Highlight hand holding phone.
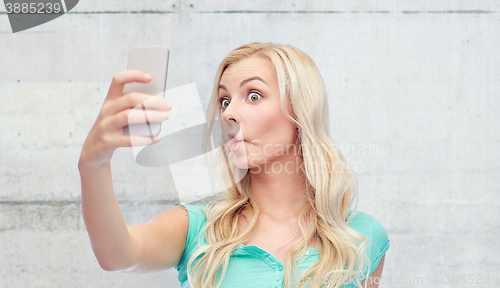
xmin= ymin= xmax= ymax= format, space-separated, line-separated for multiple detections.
xmin=79 ymin=47 xmax=171 ymax=168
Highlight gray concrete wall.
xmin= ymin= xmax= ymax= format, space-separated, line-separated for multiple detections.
xmin=1 ymin=1 xmax=499 ymax=287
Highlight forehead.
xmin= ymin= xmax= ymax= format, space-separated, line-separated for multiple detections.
xmin=220 ymin=55 xmax=276 ymax=83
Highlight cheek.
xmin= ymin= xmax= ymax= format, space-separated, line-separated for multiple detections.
xmin=247 ymin=113 xmax=295 ymax=144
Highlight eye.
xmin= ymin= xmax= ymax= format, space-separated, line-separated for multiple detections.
xmin=220 ymin=98 xmax=230 ymax=108
xmin=248 ymin=91 xmax=262 ymax=102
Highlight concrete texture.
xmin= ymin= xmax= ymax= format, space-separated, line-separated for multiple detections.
xmin=1 ymin=1 xmax=500 ymax=287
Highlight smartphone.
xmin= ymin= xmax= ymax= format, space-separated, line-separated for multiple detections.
xmin=122 ymin=46 xmax=170 ymax=137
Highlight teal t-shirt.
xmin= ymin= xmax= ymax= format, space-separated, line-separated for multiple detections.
xmin=174 ymin=203 xmax=390 ymax=288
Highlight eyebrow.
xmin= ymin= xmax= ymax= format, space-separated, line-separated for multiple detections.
xmin=219 ymin=76 xmax=268 ymax=91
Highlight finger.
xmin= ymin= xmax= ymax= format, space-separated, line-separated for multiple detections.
xmin=106 ymin=134 xmax=163 ymax=148
xmin=106 ymin=92 xmax=172 ymax=117
xmin=106 ymin=70 xmax=152 ymax=101
xmin=104 ymin=109 xmax=170 ymax=132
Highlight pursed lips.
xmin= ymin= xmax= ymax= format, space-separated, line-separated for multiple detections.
xmin=227 ymin=132 xmax=243 ymax=143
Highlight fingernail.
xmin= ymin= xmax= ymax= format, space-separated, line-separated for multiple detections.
xmin=161 ymin=113 xmax=169 ymax=118
xmin=144 ymin=73 xmax=152 ymax=80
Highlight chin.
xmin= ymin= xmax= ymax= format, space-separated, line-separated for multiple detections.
xmin=231 ymin=153 xmax=250 ymax=170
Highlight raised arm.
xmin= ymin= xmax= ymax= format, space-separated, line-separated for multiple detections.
xmin=78 ymin=70 xmax=188 ymax=273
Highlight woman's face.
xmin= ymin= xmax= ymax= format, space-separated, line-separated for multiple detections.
xmin=218 ymin=55 xmax=299 ymax=172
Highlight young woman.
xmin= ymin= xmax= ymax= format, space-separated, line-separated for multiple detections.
xmin=78 ymin=43 xmax=389 ymax=288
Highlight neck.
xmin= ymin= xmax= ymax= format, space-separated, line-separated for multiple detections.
xmin=248 ymin=154 xmax=309 ymax=221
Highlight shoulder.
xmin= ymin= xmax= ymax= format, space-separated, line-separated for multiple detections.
xmin=174 ymin=202 xmax=210 ymax=272
xmin=175 ymin=203 xmax=209 ymax=241
xmin=178 ymin=202 xmax=207 ymax=215
xmin=347 ymin=211 xmax=388 ymax=239
xmin=347 ymin=210 xmax=390 ymax=276
xmin=176 ymin=203 xmax=208 ymax=234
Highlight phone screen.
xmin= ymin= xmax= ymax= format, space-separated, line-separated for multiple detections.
xmin=122 ymin=46 xmax=170 ymax=137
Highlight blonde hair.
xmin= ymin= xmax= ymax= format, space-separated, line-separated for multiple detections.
xmin=185 ymin=43 xmax=370 ymax=288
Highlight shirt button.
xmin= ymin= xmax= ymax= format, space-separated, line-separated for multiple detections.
xmin=305 ymin=250 xmax=310 ymax=256
xmin=276 ymin=276 xmax=281 ymax=281
xmin=278 ymin=265 xmax=283 ymax=271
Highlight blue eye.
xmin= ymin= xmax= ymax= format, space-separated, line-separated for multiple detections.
xmin=248 ymin=92 xmax=262 ymax=102
xmin=220 ymin=98 xmax=230 ymax=108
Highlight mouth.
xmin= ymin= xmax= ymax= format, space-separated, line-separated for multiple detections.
xmin=228 ymin=132 xmax=244 ymax=153
xmin=227 ymin=132 xmax=243 ymax=143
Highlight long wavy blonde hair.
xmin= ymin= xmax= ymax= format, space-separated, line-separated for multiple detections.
xmin=185 ymin=43 xmax=371 ymax=288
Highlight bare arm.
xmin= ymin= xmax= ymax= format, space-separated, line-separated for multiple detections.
xmin=78 ymin=70 xmax=187 ymax=273
xmin=123 ymin=205 xmax=189 ymax=273
xmin=79 ymin=162 xmax=135 ymax=271
xmin=360 ymin=254 xmax=386 ymax=288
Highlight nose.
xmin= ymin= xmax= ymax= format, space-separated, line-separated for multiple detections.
xmin=221 ymin=101 xmax=242 ymax=143
xmin=221 ymin=100 xmax=239 ymax=123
